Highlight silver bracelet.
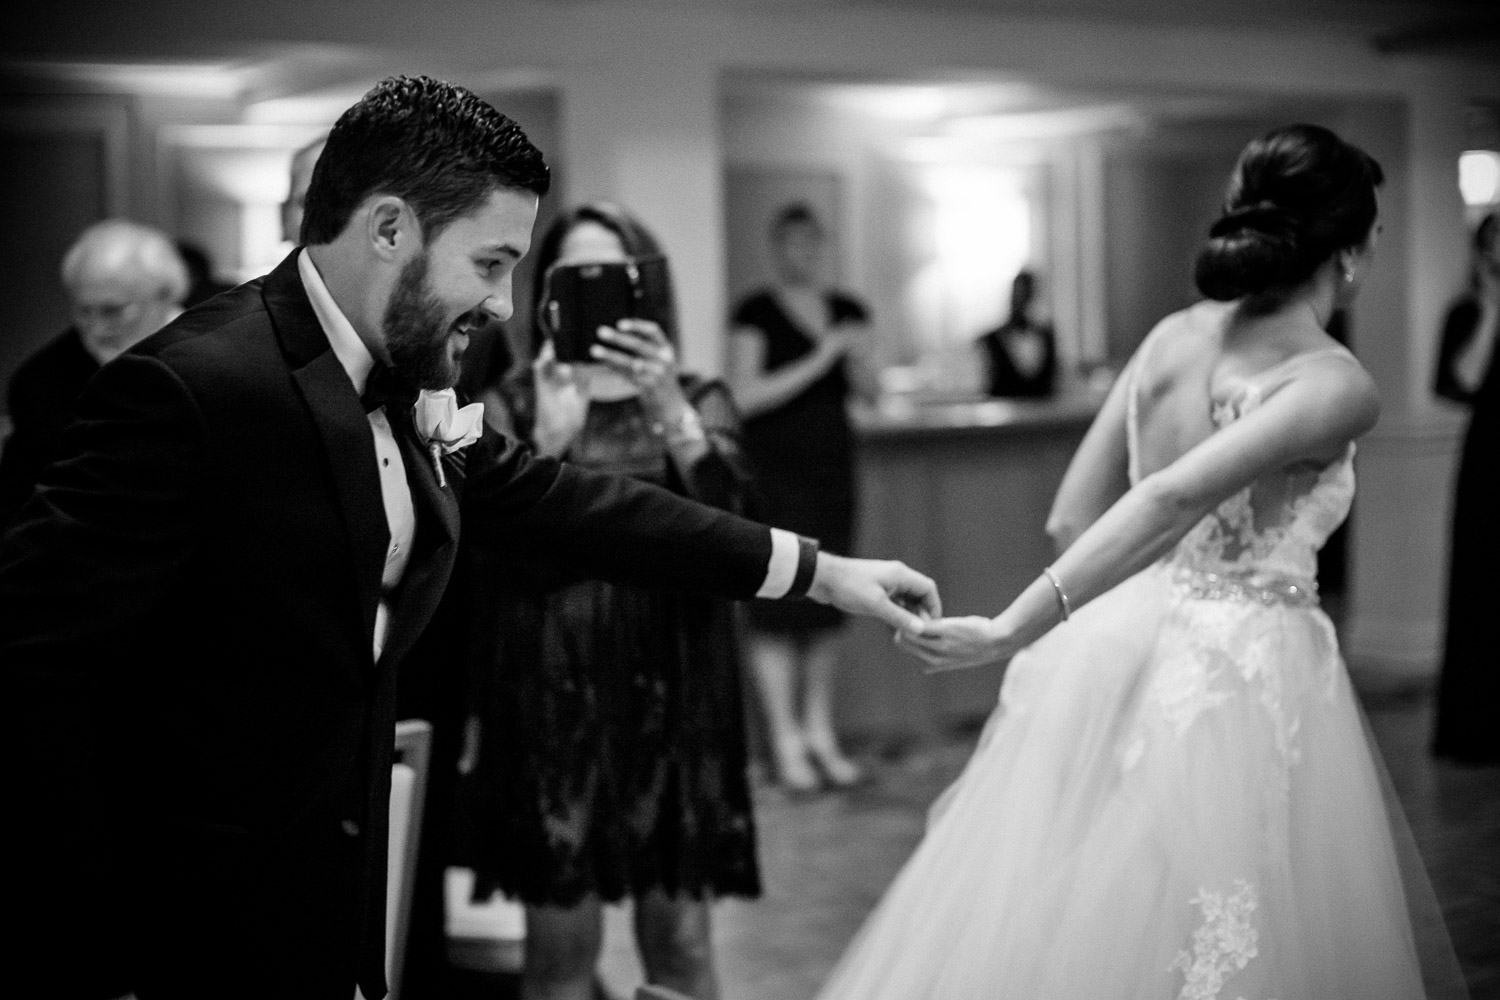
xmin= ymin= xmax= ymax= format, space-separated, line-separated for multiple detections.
xmin=1042 ymin=566 xmax=1072 ymax=621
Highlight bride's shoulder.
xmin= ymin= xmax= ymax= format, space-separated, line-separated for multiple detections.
xmin=1290 ymin=347 xmax=1379 ymax=423
xmin=1144 ymin=300 xmax=1231 ymax=351
xmin=1130 ymin=302 xmax=1229 ymax=383
xmin=1246 ymin=346 xmax=1379 ymax=448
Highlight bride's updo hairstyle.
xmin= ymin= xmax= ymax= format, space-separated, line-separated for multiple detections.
xmin=1195 ymin=124 xmax=1384 ymax=302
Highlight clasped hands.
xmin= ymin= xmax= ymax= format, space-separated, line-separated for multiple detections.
xmin=809 ymin=552 xmax=1019 ymax=675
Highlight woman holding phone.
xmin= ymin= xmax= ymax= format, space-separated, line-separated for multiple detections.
xmin=458 ymin=203 xmax=758 ymax=1000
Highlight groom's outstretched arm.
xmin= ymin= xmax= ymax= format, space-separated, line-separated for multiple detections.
xmin=459 ymin=428 xmax=938 ymax=632
xmin=807 ymin=552 xmax=940 ymax=634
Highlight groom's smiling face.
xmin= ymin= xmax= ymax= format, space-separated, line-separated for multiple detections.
xmin=383 ymin=185 xmax=537 ymax=389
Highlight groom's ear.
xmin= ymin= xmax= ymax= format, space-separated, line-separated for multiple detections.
xmin=365 ymin=195 xmax=418 ymax=262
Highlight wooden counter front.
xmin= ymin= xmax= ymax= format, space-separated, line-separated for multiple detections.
xmin=835 ymin=391 xmax=1103 ymax=743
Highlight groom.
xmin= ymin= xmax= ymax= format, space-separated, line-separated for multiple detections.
xmin=0 ymin=76 xmax=937 ymax=1000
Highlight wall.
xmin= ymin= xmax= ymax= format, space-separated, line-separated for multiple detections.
xmin=720 ymin=91 xmax=887 ymax=363
xmin=723 ymin=164 xmax=843 ymax=303
xmin=1333 ymin=93 xmax=1467 ymax=688
xmin=478 ymin=87 xmax=561 ymax=367
xmin=723 ymin=90 xmax=1065 ymax=376
xmin=0 ymin=84 xmax=248 ymax=408
xmin=1101 ymin=148 xmax=1224 ymax=360
xmin=0 ymin=94 xmax=125 ymax=405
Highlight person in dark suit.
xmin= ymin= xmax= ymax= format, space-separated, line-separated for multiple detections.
xmin=0 ymin=218 xmax=188 ymax=526
xmin=0 ymin=76 xmax=938 ymax=1000
xmin=975 ymin=269 xmax=1056 ymax=399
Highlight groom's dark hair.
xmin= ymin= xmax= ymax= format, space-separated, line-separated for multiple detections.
xmin=301 ymin=75 xmax=551 ymax=246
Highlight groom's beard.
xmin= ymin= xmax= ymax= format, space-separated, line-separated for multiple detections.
xmin=383 ymin=250 xmax=466 ymax=390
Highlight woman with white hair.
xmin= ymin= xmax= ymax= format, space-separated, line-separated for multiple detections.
xmin=0 ymin=218 xmax=188 ymax=526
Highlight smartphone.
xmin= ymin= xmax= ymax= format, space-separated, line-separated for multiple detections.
xmin=541 ymin=261 xmax=642 ymax=363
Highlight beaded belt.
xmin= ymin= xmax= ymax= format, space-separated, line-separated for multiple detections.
xmin=1171 ymin=566 xmax=1320 ymax=608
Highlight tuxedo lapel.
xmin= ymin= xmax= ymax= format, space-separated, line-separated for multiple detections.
xmin=378 ymin=411 xmax=460 ymax=670
xmin=266 ymin=253 xmax=388 ymax=662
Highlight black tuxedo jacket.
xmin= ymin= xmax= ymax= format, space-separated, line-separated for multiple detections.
xmin=0 ymin=252 xmax=775 ymax=999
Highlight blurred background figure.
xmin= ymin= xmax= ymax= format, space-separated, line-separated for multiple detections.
xmin=281 ymin=134 xmax=327 ymax=246
xmin=725 ymin=203 xmax=879 ymax=793
xmin=0 ymin=218 xmax=187 ymax=526
xmin=974 ymin=268 xmax=1056 ymax=398
xmin=176 ymin=240 xmax=235 ymax=308
xmin=457 ymin=203 xmax=760 ymax=1000
xmin=1433 ymin=210 xmax=1500 ymax=764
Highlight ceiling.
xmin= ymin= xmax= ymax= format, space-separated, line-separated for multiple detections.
xmin=597 ymin=0 xmax=1500 ymax=54
xmin=1 ymin=0 xmax=1495 ymax=122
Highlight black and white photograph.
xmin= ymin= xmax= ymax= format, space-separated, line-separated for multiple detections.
xmin=2 ymin=2 xmax=1498 ymax=998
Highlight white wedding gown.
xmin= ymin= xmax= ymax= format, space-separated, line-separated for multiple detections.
xmin=816 ymin=354 xmax=1469 ymax=999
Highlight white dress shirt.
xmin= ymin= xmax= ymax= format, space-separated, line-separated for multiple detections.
xmin=299 ymin=251 xmax=415 ymax=662
xmin=296 ymin=251 xmax=802 ymax=662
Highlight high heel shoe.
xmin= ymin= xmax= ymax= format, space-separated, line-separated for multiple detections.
xmin=772 ymin=735 xmax=821 ymax=795
xmin=806 ymin=740 xmax=866 ymax=790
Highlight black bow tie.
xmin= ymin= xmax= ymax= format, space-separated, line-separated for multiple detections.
xmin=360 ymin=363 xmax=415 ymax=414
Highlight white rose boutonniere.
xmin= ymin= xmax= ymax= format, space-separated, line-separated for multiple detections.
xmin=412 ymin=388 xmax=484 ymax=488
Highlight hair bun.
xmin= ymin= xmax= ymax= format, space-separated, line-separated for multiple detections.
xmin=1192 ymin=124 xmax=1384 ymax=303
xmin=1195 ymin=201 xmax=1301 ymax=301
xmin=1207 ymin=201 xmax=1295 ymax=240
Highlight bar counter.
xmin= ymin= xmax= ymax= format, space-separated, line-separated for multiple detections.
xmin=836 ymin=385 xmax=1108 ymax=741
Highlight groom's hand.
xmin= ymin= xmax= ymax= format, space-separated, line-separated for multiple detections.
xmin=806 ymin=553 xmax=941 ymax=636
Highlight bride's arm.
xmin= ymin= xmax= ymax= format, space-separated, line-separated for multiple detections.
xmin=1044 ymin=356 xmax=1135 ymax=555
xmin=906 ymin=355 xmax=1379 ymax=670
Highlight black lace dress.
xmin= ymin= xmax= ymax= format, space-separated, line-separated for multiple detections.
xmin=458 ymin=375 xmax=761 ymax=905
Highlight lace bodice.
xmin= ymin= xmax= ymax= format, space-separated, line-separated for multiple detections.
xmin=1118 ymin=345 xmax=1357 ymax=798
xmin=1128 ymin=346 xmax=1356 ymax=597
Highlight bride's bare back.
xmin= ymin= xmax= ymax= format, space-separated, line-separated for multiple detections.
xmin=903 ymin=122 xmax=1385 ymax=673
xmin=903 ymin=296 xmax=1379 ymax=672
xmin=1131 ymin=299 xmax=1356 ymax=482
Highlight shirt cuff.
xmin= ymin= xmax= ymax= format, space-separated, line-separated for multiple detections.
xmin=756 ymin=527 xmax=802 ymax=599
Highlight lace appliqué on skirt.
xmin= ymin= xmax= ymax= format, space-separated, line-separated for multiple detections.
xmin=1119 ymin=593 xmax=1340 ymax=789
xmin=1171 ymin=880 xmax=1273 ymax=1000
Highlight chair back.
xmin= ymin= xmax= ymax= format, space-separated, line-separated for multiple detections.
xmin=635 ymin=986 xmax=699 ymax=1000
xmin=386 ymin=719 xmax=433 ymax=1000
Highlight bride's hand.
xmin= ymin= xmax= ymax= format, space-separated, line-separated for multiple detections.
xmin=898 ymin=615 xmax=1015 ymax=673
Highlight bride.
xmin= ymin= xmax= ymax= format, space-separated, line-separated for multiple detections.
xmin=821 ymin=124 xmax=1469 ymax=999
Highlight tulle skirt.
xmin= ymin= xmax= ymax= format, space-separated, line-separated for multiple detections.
xmin=817 ymin=564 xmax=1468 ymax=1000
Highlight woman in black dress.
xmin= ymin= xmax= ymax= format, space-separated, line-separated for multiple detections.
xmin=460 ymin=204 xmax=759 ymax=1000
xmin=1433 ymin=211 xmax=1500 ymax=763
xmin=726 ymin=203 xmax=880 ymax=792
